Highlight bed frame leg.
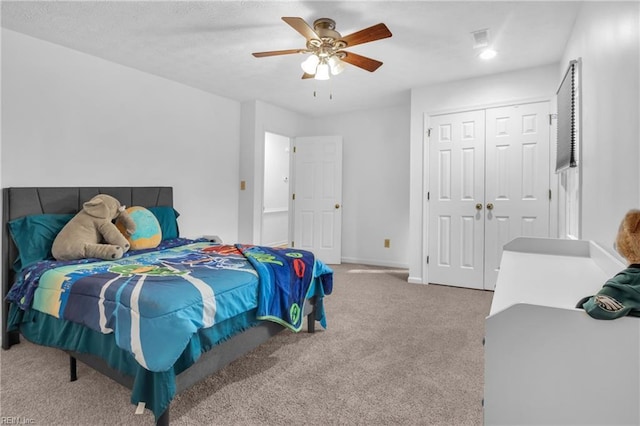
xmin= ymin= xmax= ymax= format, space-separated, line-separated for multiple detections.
xmin=69 ymin=356 xmax=77 ymax=382
xmin=307 ymin=312 xmax=315 ymax=334
xmin=156 ymin=407 xmax=169 ymax=426
xmin=2 ymin=330 xmax=20 ymax=350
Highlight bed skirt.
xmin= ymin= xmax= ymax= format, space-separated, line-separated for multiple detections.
xmin=8 ymin=304 xmax=261 ymax=420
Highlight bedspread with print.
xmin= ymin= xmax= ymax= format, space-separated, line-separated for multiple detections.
xmin=7 ymin=240 xmax=260 ymax=372
xmin=237 ymin=244 xmax=333 ymax=331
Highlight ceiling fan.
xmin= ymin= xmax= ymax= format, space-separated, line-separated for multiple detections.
xmin=252 ymin=17 xmax=392 ymax=80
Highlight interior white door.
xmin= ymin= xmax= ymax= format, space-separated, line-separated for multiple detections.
xmin=484 ymin=102 xmax=550 ymax=290
xmin=428 ymin=110 xmax=486 ymax=290
xmin=293 ymin=136 xmax=343 ymax=264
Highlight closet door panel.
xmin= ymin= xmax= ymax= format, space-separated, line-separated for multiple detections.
xmin=484 ymin=102 xmax=551 ymax=290
xmin=428 ymin=109 xmax=485 ymax=290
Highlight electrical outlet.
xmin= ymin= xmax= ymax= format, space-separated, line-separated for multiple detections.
xmin=384 ymin=239 xmax=390 ymax=248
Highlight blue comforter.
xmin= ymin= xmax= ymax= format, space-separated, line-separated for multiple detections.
xmin=7 ymin=239 xmax=333 ymax=372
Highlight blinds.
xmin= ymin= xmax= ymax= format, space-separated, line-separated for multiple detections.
xmin=556 ymin=60 xmax=579 ymax=172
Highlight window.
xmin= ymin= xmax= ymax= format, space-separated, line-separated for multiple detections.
xmin=556 ymin=59 xmax=580 ymax=173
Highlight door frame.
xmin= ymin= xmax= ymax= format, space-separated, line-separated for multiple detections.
xmin=261 ymin=131 xmax=292 ymax=247
xmin=422 ymin=96 xmax=558 ymax=286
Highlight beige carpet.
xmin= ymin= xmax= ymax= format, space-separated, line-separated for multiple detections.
xmin=0 ymin=263 xmax=493 ymax=425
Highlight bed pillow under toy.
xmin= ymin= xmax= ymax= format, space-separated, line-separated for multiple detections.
xmin=147 ymin=206 xmax=180 ymax=240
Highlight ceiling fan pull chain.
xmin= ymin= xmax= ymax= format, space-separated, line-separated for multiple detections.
xmin=329 ymin=78 xmax=333 ymax=100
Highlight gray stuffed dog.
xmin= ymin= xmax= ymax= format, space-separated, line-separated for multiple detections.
xmin=52 ymin=194 xmax=136 ymax=261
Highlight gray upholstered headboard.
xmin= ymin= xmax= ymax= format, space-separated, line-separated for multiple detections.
xmin=2 ymin=186 xmax=173 ymax=349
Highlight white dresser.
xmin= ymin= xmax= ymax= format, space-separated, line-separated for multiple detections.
xmin=484 ymin=237 xmax=640 ymax=425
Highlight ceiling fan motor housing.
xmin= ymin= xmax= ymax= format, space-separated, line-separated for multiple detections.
xmin=313 ymin=18 xmax=342 ymax=41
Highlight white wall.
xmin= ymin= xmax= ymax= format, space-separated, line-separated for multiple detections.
xmin=8 ymin=2 xmax=635 ymax=279
xmin=306 ymin=102 xmax=411 ymax=268
xmin=238 ymin=100 xmax=312 ymax=245
xmin=560 ymin=2 xmax=640 ymax=249
xmin=408 ymin=64 xmax=559 ymax=282
xmin=239 ymin=100 xmax=411 ymax=268
xmin=1 ymin=29 xmax=242 ymax=243
xmin=1 ymin=27 xmax=409 ymax=269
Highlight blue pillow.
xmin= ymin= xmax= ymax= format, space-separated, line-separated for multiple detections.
xmin=8 ymin=213 xmax=74 ymax=272
xmin=147 ymin=206 xmax=180 ymax=240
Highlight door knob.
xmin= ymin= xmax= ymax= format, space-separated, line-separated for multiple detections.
xmin=475 ymin=203 xmax=483 ymax=210
xmin=486 ymin=203 xmax=494 ymax=210
xmin=335 ymin=203 xmax=341 ymax=209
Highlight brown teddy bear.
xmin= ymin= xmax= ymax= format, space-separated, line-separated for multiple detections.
xmin=52 ymin=194 xmax=136 ymax=261
xmin=578 ymin=209 xmax=640 ymax=319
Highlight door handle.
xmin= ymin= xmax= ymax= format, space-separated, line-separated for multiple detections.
xmin=475 ymin=203 xmax=483 ymax=211
xmin=335 ymin=203 xmax=341 ymax=209
xmin=486 ymin=203 xmax=494 ymax=210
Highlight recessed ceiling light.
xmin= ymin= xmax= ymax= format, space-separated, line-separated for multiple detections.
xmin=479 ymin=48 xmax=497 ymax=60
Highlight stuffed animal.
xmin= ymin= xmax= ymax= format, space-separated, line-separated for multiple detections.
xmin=116 ymin=206 xmax=162 ymax=250
xmin=52 ymin=194 xmax=136 ymax=261
xmin=578 ymin=209 xmax=640 ymax=319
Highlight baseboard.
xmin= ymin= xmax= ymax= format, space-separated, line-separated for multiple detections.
xmin=340 ymin=257 xmax=409 ymax=270
xmin=408 ymin=276 xmax=426 ymax=284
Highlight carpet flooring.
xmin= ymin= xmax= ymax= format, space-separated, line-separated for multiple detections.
xmin=0 ymin=263 xmax=493 ymax=425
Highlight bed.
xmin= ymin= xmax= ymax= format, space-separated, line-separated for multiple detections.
xmin=1 ymin=186 xmax=333 ymax=425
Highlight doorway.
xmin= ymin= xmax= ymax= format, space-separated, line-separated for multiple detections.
xmin=261 ymin=133 xmax=344 ymax=264
xmin=426 ymin=101 xmax=551 ymax=290
xmin=261 ymin=132 xmax=291 ymax=247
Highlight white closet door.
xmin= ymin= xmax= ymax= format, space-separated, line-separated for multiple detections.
xmin=428 ymin=110 xmax=486 ymax=289
xmin=484 ymin=102 xmax=550 ymax=290
xmin=427 ymin=101 xmax=551 ymax=290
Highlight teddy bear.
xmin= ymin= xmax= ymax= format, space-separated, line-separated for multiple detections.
xmin=52 ymin=194 xmax=136 ymax=261
xmin=578 ymin=209 xmax=640 ymax=319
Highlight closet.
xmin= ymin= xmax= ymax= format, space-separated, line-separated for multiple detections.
xmin=426 ymin=101 xmax=551 ymax=290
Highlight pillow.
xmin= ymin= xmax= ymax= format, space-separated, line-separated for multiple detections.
xmin=8 ymin=213 xmax=75 ymax=272
xmin=147 ymin=206 xmax=180 ymax=240
xmin=117 ymin=206 xmax=162 ymax=250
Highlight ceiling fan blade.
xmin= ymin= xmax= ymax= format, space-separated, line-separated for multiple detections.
xmin=341 ymin=51 xmax=383 ymax=72
xmin=252 ymin=49 xmax=305 ymax=58
xmin=301 ymin=73 xmax=315 ymax=79
xmin=339 ymin=23 xmax=392 ymax=48
xmin=282 ymin=17 xmax=320 ymax=40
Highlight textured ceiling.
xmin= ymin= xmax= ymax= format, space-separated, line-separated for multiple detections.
xmin=1 ymin=1 xmax=582 ymax=117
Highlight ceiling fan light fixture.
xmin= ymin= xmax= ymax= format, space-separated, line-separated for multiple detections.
xmin=301 ymin=54 xmax=320 ymax=74
xmin=328 ymin=56 xmax=345 ymax=75
xmin=315 ymin=62 xmax=331 ymax=80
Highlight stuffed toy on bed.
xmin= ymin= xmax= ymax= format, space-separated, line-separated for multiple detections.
xmin=577 ymin=209 xmax=640 ymax=319
xmin=52 ymin=194 xmax=136 ymax=261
